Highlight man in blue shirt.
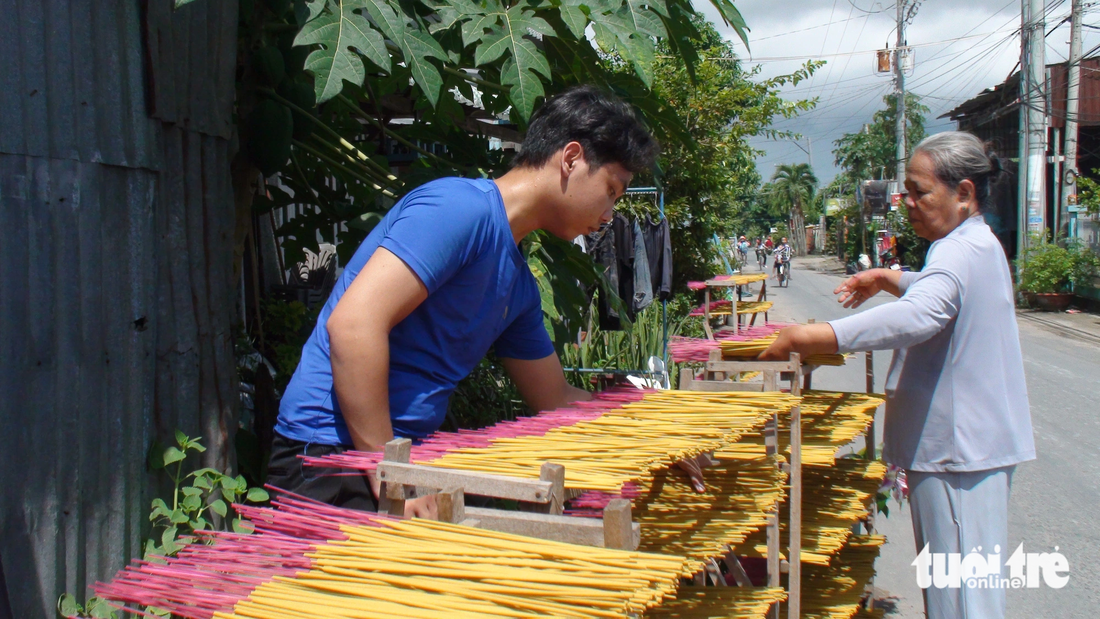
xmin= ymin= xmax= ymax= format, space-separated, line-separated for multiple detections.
xmin=268 ymin=86 xmax=660 ymax=517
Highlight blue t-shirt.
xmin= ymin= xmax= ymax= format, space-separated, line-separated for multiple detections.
xmin=276 ymin=177 xmax=554 ymax=445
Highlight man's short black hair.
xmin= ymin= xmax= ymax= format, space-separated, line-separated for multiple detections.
xmin=512 ymin=85 xmax=659 ymax=174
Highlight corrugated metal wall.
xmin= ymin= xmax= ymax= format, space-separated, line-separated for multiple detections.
xmin=0 ymin=1 xmax=238 ymax=617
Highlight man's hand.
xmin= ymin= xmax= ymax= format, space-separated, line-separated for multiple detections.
xmin=833 ymin=268 xmax=904 ymax=309
xmin=403 ymin=494 xmax=438 ymax=519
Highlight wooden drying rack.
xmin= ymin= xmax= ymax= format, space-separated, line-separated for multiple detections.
xmin=700 ymin=273 xmax=770 ymax=340
xmin=679 ymin=346 xmax=880 ymax=619
xmin=374 ymin=438 xmax=640 ymax=550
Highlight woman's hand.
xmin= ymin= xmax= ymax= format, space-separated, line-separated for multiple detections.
xmin=834 ymin=268 xmax=905 ymax=308
xmin=758 ymin=324 xmax=840 ymax=361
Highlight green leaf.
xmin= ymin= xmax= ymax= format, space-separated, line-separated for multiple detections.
xmin=304 ymin=0 xmax=325 ymax=21
xmin=192 ymin=475 xmax=212 ymax=491
xmin=180 ymin=486 xmax=203 ymax=497
xmin=246 ymin=487 xmax=271 ymax=503
xmin=182 ymin=494 xmax=202 ymax=512
xmin=161 ymin=526 xmax=179 ymax=550
xmin=175 ymin=0 xmax=199 ymax=8
xmin=236 ymin=475 xmax=248 ymax=492
xmin=162 ymin=447 xmax=186 ymax=465
xmin=210 ymin=499 xmax=228 ymax=518
xmin=149 ymin=498 xmax=170 ymax=521
xmin=472 ymin=3 xmax=555 ymax=119
xmin=220 ymin=475 xmax=238 ymax=491
xmin=169 ymin=509 xmax=190 ymax=524
xmin=231 ymin=518 xmax=254 ymax=534
xmin=558 ymin=0 xmax=588 ymax=38
xmin=619 ymin=0 xmax=666 ymax=39
xmin=191 ymin=516 xmax=209 ymax=531
xmin=57 ymin=593 xmax=81 ymax=617
xmin=147 ymin=606 xmax=171 ymax=618
xmin=294 ymin=0 xmax=391 ymax=103
xmin=146 ymin=439 xmax=166 ymax=470
xmin=402 ymin=30 xmax=448 ymax=107
xmin=86 ymin=597 xmax=118 ymax=619
xmin=174 ymin=429 xmax=189 ymax=448
xmin=705 ymin=0 xmax=749 ymax=50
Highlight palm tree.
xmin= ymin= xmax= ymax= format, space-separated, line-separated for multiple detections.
xmin=771 ymin=163 xmax=817 ymax=256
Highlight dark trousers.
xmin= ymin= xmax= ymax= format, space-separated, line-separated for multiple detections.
xmin=267 ymin=432 xmax=378 ymax=512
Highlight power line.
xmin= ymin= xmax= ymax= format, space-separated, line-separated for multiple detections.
xmin=742 ymin=29 xmax=1019 ymax=63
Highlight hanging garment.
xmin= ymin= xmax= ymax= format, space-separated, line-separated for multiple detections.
xmin=642 ymin=216 xmax=673 ymax=301
xmin=612 ymin=213 xmax=636 ymax=321
xmin=588 ymin=224 xmax=622 ymax=331
xmin=633 ymin=220 xmax=654 ymax=312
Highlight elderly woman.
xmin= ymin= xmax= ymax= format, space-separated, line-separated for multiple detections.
xmin=761 ymin=131 xmax=1035 ymax=619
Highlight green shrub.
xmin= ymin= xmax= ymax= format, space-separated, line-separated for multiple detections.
xmin=1016 ymin=235 xmax=1100 ymax=294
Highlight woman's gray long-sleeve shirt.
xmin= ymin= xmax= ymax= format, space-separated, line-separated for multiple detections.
xmin=828 ymin=216 xmax=1035 ymax=472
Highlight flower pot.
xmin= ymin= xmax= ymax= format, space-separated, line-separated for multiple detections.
xmin=1023 ymin=292 xmax=1075 ymax=312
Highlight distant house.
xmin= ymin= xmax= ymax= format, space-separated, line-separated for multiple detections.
xmin=943 ymin=56 xmax=1100 ymax=260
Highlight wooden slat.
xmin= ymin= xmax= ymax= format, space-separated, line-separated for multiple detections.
xmin=463 ymin=506 xmax=641 ymax=549
xmin=377 ymin=462 xmax=555 ymax=503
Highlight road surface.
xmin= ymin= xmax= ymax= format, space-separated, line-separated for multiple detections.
xmin=751 ymin=256 xmax=1100 ymax=618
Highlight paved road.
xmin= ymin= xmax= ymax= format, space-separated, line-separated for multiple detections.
xmin=752 ymin=257 xmax=1100 ymax=618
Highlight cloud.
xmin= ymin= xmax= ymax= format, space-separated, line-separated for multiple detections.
xmin=687 ymin=0 xmax=1096 ymax=183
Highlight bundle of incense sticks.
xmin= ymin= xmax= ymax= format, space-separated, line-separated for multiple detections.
xmin=800 ymin=535 xmax=885 ymax=619
xmin=94 ymin=493 xmax=688 ymax=619
xmin=735 ymin=458 xmax=886 ymax=566
xmin=734 ymin=391 xmax=884 ymax=467
xmin=568 ymin=446 xmax=786 ymax=576
xmin=685 ymin=273 xmax=770 ymax=290
xmin=307 ymin=390 xmax=800 ymax=492
xmin=644 ymin=586 xmax=787 ymax=618
xmin=668 ymin=326 xmax=788 ymax=363
xmin=687 ymin=300 xmax=773 ymax=317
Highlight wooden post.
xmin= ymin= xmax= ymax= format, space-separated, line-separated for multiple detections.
xmin=603 ymin=499 xmax=633 ymax=550
xmin=526 ymin=463 xmax=565 ymax=515
xmin=378 ymin=438 xmax=412 ymax=517
xmin=787 ymin=354 xmax=802 ymax=619
xmin=766 ymin=512 xmax=780 ymax=587
xmin=865 ymin=350 xmax=876 ymax=460
xmin=437 ymin=487 xmax=465 ymax=524
xmin=703 ymin=287 xmax=715 ymax=340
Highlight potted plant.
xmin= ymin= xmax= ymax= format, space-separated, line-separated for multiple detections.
xmin=1015 ymin=235 xmax=1100 ymax=311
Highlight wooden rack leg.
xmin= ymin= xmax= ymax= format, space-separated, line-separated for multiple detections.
xmin=703 ymin=287 xmax=715 ymax=340
xmin=865 ymin=350 xmax=876 ymax=461
xmin=787 ymin=355 xmax=802 ymax=619
xmin=379 ymin=438 xmax=412 ymax=517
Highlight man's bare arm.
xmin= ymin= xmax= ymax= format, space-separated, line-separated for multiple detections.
xmin=501 ymin=354 xmax=592 ymax=411
xmin=327 ymin=247 xmax=427 ymax=452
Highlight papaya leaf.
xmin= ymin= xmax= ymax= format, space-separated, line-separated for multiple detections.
xmin=473 ymin=3 xmax=556 ymax=119
xmin=294 ymin=0 xmax=390 ymax=103
xmin=402 ymin=30 xmax=448 ymax=107
xmin=704 ymin=0 xmax=749 ymax=50
xmin=557 ymin=0 xmax=588 ymax=38
xmin=304 ymin=0 xmax=325 ymax=21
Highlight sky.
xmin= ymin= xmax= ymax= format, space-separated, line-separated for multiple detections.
xmin=692 ymin=0 xmax=1100 ymax=186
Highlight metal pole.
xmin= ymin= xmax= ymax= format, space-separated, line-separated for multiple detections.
xmin=1025 ymin=0 xmax=1047 ymax=237
xmin=1062 ymin=0 xmax=1083 ymax=239
xmin=895 ymin=0 xmax=907 ymax=186
xmin=1054 ymin=127 xmax=1062 ymax=236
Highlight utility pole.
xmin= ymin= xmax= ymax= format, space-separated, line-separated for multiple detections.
xmin=895 ymin=0 xmax=907 ymax=187
xmin=1060 ymin=0 xmax=1083 ymax=238
xmin=1023 ymin=0 xmax=1047 ymax=239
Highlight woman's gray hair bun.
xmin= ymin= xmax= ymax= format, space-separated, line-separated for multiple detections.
xmin=912 ymin=131 xmax=1002 ymax=211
